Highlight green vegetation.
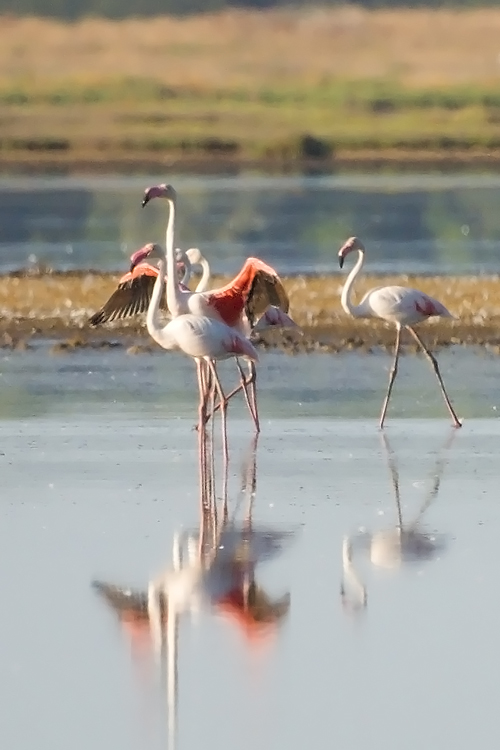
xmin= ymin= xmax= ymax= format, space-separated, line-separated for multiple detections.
xmin=2 ymin=78 xmax=500 ymax=162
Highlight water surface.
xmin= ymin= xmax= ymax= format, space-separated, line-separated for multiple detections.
xmin=2 ymin=172 xmax=500 ymax=275
xmin=0 ymin=415 xmax=499 ymax=750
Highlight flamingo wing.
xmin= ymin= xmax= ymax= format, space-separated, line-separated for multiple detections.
xmin=88 ymin=264 xmax=167 ymax=326
xmin=245 ymin=269 xmax=289 ymax=327
xmin=208 ymin=258 xmax=289 ymax=328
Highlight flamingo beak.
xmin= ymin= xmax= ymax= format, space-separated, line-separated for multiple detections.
xmin=141 ymin=194 xmax=150 ymax=208
xmin=338 ymin=255 xmax=345 ymax=269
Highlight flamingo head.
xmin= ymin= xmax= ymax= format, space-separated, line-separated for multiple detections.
xmin=129 ymin=242 xmax=163 ymax=271
xmin=185 ymin=247 xmax=203 ymax=265
xmin=142 ymin=183 xmax=176 ymax=207
xmin=338 ymin=236 xmax=365 ymax=269
xmin=174 ymin=247 xmax=191 ymax=279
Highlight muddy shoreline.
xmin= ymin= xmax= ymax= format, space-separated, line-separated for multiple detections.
xmin=0 ymin=271 xmax=499 ymax=354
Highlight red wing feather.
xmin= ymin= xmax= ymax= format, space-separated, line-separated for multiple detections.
xmin=208 ymin=257 xmax=289 ymax=328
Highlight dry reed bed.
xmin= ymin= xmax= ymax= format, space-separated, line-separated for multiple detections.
xmin=2 ymin=9 xmax=500 ymax=88
xmin=1 ymin=273 xmax=500 ymax=352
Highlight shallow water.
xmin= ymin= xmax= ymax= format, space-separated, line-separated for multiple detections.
xmin=2 ymin=171 xmax=500 ymax=275
xmin=0 ymin=343 xmax=500 ymax=748
xmin=1 ymin=415 xmax=500 ymax=750
xmin=0 ymin=345 xmax=498 ymax=421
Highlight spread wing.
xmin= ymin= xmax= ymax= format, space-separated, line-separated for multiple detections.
xmin=88 ymin=264 xmax=167 ymax=326
xmin=245 ymin=269 xmax=289 ymax=327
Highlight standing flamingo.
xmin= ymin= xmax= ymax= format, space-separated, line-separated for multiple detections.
xmin=140 ymin=183 xmax=291 ymax=432
xmin=338 ymin=236 xmax=461 ymax=429
xmin=141 ymin=230 xmax=258 ymax=461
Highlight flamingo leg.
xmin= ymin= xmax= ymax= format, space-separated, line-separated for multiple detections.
xmin=379 ymin=325 xmax=402 ymax=429
xmin=204 ymin=360 xmax=260 ymax=432
xmin=406 ymin=326 xmax=462 ymax=429
xmin=236 ymin=359 xmax=260 ymax=431
xmin=245 ymin=361 xmax=260 ymax=433
xmin=207 ymin=360 xmax=229 ymax=489
xmin=196 ymin=360 xmax=211 ymax=515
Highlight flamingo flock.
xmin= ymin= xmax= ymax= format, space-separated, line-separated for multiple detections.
xmin=89 ymin=183 xmax=462 ymax=438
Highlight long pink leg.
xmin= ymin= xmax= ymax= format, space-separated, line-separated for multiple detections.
xmin=406 ymin=326 xmax=462 ymax=428
xmin=196 ymin=359 xmax=211 ymax=515
xmin=206 ymin=360 xmax=260 ymax=432
xmin=245 ymin=361 xmax=260 ymax=433
xmin=236 ymin=360 xmax=259 ymax=431
xmin=207 ymin=360 xmax=229 ymax=485
xmin=379 ymin=325 xmax=402 ymax=429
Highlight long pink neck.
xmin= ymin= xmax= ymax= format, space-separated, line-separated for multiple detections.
xmin=165 ymin=198 xmax=183 ymax=318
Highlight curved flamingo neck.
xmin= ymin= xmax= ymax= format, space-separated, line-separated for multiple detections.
xmin=146 ymin=255 xmax=175 ymax=349
xmin=179 ymin=252 xmax=192 ymax=287
xmin=165 ymin=198 xmax=183 ymax=318
xmin=341 ymin=248 xmax=366 ymax=318
xmin=195 ymin=256 xmax=211 ymax=293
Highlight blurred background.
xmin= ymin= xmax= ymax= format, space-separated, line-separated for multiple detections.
xmin=0 ymin=2 xmax=500 ymax=274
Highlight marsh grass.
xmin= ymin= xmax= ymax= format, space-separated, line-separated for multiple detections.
xmin=2 ymin=9 xmax=500 ymax=160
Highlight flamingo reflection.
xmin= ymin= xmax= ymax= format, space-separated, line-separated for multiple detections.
xmin=341 ymin=431 xmax=455 ymax=612
xmin=93 ymin=432 xmax=293 ymax=748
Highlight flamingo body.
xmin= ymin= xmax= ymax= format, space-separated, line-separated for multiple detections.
xmin=157 ymin=314 xmax=259 ymax=363
xmin=356 ymin=284 xmax=453 ymax=327
xmin=338 ymin=235 xmax=461 ymax=428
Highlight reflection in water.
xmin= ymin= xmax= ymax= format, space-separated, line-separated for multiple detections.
xmin=341 ymin=431 xmax=455 ymax=612
xmin=93 ymin=432 xmax=293 ymax=748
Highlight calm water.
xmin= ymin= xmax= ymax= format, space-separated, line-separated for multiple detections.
xmin=2 ymin=172 xmax=500 ymax=275
xmin=1 ymin=414 xmax=500 ymax=750
xmin=1 ymin=169 xmax=500 ymax=748
xmin=0 ymin=346 xmax=499 ymax=748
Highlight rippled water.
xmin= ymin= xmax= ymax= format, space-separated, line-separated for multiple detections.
xmin=2 ymin=171 xmax=500 ymax=275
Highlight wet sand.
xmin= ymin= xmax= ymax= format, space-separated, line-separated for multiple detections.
xmin=1 ymin=271 xmax=499 ymax=352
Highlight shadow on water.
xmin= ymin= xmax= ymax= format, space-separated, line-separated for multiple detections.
xmin=340 ymin=429 xmax=456 ymax=613
xmin=92 ymin=431 xmax=294 ymax=749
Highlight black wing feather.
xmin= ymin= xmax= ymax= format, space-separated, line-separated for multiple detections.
xmin=245 ymin=271 xmax=289 ymax=327
xmin=88 ymin=274 xmax=167 ymax=326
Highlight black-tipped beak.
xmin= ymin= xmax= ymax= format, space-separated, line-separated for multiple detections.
xmin=339 ymin=255 xmax=344 ymax=269
xmin=141 ymin=196 xmax=149 ymax=207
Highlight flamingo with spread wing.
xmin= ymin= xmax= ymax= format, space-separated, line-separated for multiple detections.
xmin=139 ymin=183 xmax=294 ymax=431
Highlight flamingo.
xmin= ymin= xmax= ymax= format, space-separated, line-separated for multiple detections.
xmin=88 ymin=245 xmax=207 ymax=326
xmin=141 ymin=228 xmax=259 ymax=461
xmin=338 ymin=236 xmax=461 ymax=429
xmin=340 ymin=430 xmax=454 ymax=611
xmin=140 ymin=183 xmax=292 ymax=432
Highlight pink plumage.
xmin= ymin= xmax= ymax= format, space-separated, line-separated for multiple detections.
xmin=338 ymin=236 xmax=461 ymax=429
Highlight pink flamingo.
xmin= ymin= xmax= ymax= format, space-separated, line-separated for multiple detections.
xmin=140 ymin=183 xmax=292 ymax=432
xmin=142 ymin=231 xmax=258 ymax=464
xmin=338 ymin=236 xmax=461 ymax=429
